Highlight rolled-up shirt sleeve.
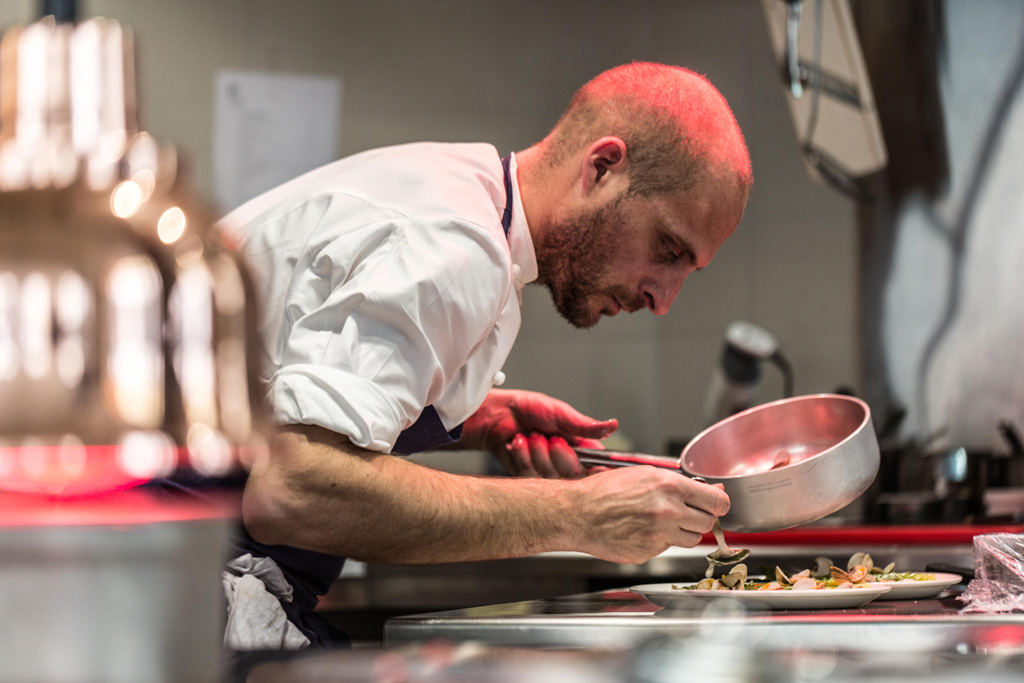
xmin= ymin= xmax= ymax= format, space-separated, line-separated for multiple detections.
xmin=252 ymin=192 xmax=512 ymax=453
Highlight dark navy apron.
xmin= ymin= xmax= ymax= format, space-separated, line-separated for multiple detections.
xmin=230 ymin=153 xmax=516 ymax=647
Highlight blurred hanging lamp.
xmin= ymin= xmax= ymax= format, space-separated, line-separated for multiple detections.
xmin=0 ymin=16 xmax=269 ymax=497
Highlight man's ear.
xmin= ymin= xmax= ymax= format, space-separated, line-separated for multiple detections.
xmin=581 ymin=137 xmax=628 ymax=197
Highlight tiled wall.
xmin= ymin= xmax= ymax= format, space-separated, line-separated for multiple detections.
xmin=1 ymin=0 xmax=859 ymax=455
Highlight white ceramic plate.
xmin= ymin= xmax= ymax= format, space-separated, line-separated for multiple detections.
xmin=630 ymin=582 xmax=892 ymax=610
xmin=874 ymin=573 xmax=963 ymax=600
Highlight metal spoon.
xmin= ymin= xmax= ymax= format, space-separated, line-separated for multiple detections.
xmin=707 ymin=518 xmax=750 ymax=568
xmin=685 ymin=475 xmax=750 ymax=575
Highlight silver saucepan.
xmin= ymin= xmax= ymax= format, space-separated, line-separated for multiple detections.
xmin=575 ymin=394 xmax=880 ymax=533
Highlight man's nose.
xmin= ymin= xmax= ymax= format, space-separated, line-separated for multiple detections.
xmin=643 ymin=272 xmax=687 ymax=315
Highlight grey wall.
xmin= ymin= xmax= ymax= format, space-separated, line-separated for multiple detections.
xmin=0 ymin=0 xmax=859 ymax=455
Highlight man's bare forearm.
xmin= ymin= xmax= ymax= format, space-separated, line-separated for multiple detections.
xmin=241 ymin=424 xmax=583 ymax=563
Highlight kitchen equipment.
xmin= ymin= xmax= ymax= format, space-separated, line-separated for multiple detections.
xmin=576 ymin=394 xmax=879 ymax=533
xmin=761 ymin=0 xmax=888 ymax=203
xmin=701 ymin=321 xmax=793 ymax=427
xmin=682 ymin=394 xmax=879 ymax=532
xmin=872 ymin=420 xmax=1024 ymax=525
xmin=0 ymin=491 xmax=232 ymax=682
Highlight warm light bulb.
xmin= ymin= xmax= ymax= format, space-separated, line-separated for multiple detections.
xmin=110 ymin=179 xmax=143 ymax=218
xmin=132 ymin=168 xmax=156 ymax=201
xmin=157 ymin=206 xmax=187 ymax=244
xmin=19 ymin=272 xmax=52 ymax=378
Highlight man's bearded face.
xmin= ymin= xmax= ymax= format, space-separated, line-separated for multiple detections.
xmin=536 ymin=196 xmax=646 ymax=329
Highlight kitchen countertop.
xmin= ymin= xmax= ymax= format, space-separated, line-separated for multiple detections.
xmin=253 ymin=585 xmax=1024 ymax=683
xmin=384 ymin=584 xmax=1024 ymax=654
xmin=259 ymin=588 xmax=1024 ymax=683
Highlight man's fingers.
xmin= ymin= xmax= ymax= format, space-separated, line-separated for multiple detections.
xmin=676 ymin=505 xmax=718 ymax=536
xmin=669 ymin=528 xmax=705 ymax=549
xmin=559 ymin=415 xmax=618 ymax=439
xmin=506 ymin=433 xmax=583 ymax=479
xmin=527 ymin=433 xmax=559 ymax=478
xmin=506 ymin=433 xmax=538 ymax=477
xmin=548 ymin=437 xmax=585 ymax=479
xmin=525 ymin=395 xmax=618 ymax=439
xmin=686 ymin=477 xmax=731 ymax=517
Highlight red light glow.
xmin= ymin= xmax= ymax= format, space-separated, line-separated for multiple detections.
xmin=0 ymin=442 xmax=164 ymax=497
xmin=0 ymin=488 xmax=239 ymax=528
xmin=1 ymin=437 xmax=254 ymax=499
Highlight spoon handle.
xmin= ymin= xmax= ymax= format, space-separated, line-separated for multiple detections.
xmin=573 ymin=447 xmax=683 ymax=471
xmin=711 ymin=518 xmax=728 ymax=551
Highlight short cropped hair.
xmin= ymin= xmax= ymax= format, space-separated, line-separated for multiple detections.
xmin=542 ymin=62 xmax=752 ymax=199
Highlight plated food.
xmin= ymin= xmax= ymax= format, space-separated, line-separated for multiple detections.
xmin=876 ymin=573 xmax=963 ymax=600
xmin=631 ymin=581 xmax=891 ymax=610
xmin=631 ymin=552 xmax=963 ymax=608
xmin=679 ymin=552 xmax=942 ymax=593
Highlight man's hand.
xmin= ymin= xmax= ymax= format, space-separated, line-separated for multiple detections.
xmin=460 ymin=389 xmax=618 ymax=478
xmin=568 ymin=468 xmax=731 ymax=564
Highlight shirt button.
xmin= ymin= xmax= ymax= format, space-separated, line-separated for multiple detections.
xmin=492 ymin=371 xmax=506 ymax=386
xmin=511 ymin=264 xmax=521 ymax=278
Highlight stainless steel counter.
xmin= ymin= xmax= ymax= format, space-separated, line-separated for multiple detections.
xmin=385 ymin=584 xmax=1024 ymax=654
xmin=248 ymin=582 xmax=1024 ymax=683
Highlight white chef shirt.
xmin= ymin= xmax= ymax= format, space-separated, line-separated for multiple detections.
xmin=219 ymin=142 xmax=537 ymax=453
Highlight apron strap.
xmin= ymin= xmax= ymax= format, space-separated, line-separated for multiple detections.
xmin=501 ymin=154 xmax=513 ymax=237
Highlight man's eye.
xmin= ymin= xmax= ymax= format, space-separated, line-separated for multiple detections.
xmin=661 ymin=238 xmax=681 ymax=261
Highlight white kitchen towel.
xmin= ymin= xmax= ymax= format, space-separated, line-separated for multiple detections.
xmin=222 ymin=553 xmax=310 ymax=650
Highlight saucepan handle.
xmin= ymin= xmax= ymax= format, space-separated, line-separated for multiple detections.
xmin=574 ymin=447 xmax=683 ymax=471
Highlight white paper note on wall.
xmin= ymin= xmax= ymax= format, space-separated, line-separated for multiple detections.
xmin=213 ymin=70 xmax=341 ymax=214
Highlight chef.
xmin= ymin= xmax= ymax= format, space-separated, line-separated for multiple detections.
xmin=218 ymin=62 xmax=751 ymax=653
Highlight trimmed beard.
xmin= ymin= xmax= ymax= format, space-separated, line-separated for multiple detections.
xmin=535 ymin=196 xmax=634 ymax=329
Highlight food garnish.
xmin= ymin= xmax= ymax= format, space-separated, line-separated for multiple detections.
xmin=674 ymin=552 xmax=936 ymax=591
